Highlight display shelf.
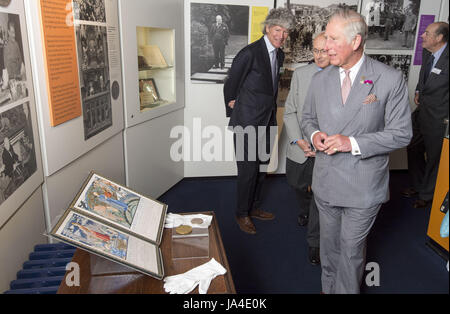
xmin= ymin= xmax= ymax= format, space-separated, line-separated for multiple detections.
xmin=136 ymin=26 xmax=176 ymax=113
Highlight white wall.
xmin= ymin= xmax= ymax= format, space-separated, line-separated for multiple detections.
xmin=42 ymin=132 xmax=126 ymax=230
xmin=0 ymin=188 xmax=47 ymax=293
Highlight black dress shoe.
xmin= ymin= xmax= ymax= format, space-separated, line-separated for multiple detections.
xmin=401 ymin=187 xmax=418 ymax=198
xmin=298 ymin=214 xmax=309 ymax=226
xmin=413 ymin=199 xmax=432 ymax=208
xmin=309 ymin=247 xmax=320 ymax=266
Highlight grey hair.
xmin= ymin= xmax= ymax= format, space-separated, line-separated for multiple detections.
xmin=262 ymin=8 xmax=295 ymax=34
xmin=329 ymin=8 xmax=368 ymax=46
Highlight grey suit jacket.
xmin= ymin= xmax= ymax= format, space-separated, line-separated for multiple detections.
xmin=302 ymin=55 xmax=412 ymax=208
xmin=284 ymin=63 xmax=320 ymax=164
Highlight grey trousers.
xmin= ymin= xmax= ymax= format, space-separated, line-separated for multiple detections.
xmin=315 ymin=196 xmax=381 ymax=294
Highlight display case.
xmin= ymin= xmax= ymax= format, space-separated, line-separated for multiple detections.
xmin=136 ymin=27 xmax=175 ymax=112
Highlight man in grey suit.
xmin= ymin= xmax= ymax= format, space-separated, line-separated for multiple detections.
xmin=402 ymin=22 xmax=449 ymax=208
xmin=302 ymin=9 xmax=412 ymax=294
xmin=284 ymin=32 xmax=330 ymax=266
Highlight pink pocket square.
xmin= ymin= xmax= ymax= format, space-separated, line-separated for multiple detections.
xmin=363 ymin=94 xmax=378 ymax=104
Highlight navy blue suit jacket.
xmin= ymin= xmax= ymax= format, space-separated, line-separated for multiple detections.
xmin=223 ymin=37 xmax=284 ymax=128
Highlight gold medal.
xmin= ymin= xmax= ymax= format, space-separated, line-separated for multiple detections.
xmin=191 ymin=218 xmax=204 ymax=225
xmin=175 ymin=225 xmax=192 ymax=235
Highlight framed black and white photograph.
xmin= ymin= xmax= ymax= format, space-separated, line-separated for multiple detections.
xmin=368 ymin=53 xmax=412 ymax=81
xmin=73 ymin=0 xmax=107 ymax=23
xmin=0 ymin=12 xmax=28 ymax=107
xmin=75 ymin=24 xmax=112 ymax=140
xmin=360 ymin=0 xmax=421 ymax=49
xmin=278 ymin=0 xmax=358 ymax=65
xmin=190 ymin=3 xmax=249 ymax=84
xmin=276 ymin=0 xmax=358 ymax=105
xmin=0 ymin=102 xmax=37 ymax=204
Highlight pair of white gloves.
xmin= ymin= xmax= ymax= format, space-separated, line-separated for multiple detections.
xmin=164 ymin=213 xmax=212 ymax=229
xmin=163 ymin=258 xmax=226 ymax=294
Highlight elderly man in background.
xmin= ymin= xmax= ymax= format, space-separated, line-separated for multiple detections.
xmin=284 ymin=32 xmax=330 ymax=266
xmin=402 ymin=22 xmax=449 ymax=208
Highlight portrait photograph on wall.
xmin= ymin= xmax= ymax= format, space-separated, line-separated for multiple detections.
xmin=360 ymin=0 xmax=421 ymax=49
xmin=0 ymin=12 xmax=28 ymax=107
xmin=0 ymin=102 xmax=37 ymax=205
xmin=190 ymin=3 xmax=249 ymax=83
xmin=368 ymin=53 xmax=412 ymax=81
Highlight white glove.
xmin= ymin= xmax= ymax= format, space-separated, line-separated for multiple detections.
xmin=163 ymin=258 xmax=226 ymax=294
xmin=164 ymin=213 xmax=212 ymax=229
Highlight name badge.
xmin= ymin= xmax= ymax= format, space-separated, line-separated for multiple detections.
xmin=431 ymin=68 xmax=441 ymax=75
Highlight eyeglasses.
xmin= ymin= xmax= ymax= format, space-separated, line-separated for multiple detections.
xmin=312 ymin=49 xmax=327 ymax=55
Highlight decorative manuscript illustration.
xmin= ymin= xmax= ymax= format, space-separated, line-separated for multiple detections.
xmin=76 ymin=175 xmax=140 ymax=228
xmin=60 ymin=212 xmax=128 ymax=260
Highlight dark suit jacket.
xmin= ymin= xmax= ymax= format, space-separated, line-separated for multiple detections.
xmin=416 ymin=44 xmax=449 ymax=135
xmin=223 ymin=36 xmax=284 ymax=128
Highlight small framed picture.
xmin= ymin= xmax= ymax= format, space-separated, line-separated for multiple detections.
xmin=139 ymin=78 xmax=160 ymax=106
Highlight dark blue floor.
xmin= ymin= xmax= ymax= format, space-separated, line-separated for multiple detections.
xmin=158 ymin=171 xmax=449 ymax=294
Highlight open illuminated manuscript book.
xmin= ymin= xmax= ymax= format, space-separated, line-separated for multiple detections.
xmin=50 ymin=172 xmax=167 ymax=280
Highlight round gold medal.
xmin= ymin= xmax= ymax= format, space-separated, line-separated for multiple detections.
xmin=175 ymin=225 xmax=192 ymax=235
xmin=191 ymin=218 xmax=204 ymax=225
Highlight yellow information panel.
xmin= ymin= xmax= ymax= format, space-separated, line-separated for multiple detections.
xmin=250 ymin=7 xmax=269 ymax=43
xmin=427 ymin=138 xmax=449 ymax=251
xmin=39 ymin=0 xmax=81 ymax=126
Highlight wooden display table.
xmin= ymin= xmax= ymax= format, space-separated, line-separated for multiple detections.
xmin=57 ymin=211 xmax=235 ymax=294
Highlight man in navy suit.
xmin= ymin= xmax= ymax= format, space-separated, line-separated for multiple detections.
xmin=402 ymin=22 xmax=449 ymax=208
xmin=223 ymin=8 xmax=294 ymax=234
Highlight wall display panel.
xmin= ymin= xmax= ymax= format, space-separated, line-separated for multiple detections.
xmin=360 ymin=0 xmax=421 ymax=50
xmin=250 ymin=6 xmax=269 ymax=43
xmin=39 ymin=0 xmax=81 ymax=126
xmin=368 ymin=53 xmax=412 ymax=81
xmin=120 ymin=0 xmax=185 ymax=129
xmin=413 ymin=14 xmax=435 ymax=65
xmin=190 ymin=2 xmax=249 ymax=84
xmin=26 ymin=0 xmax=124 ymax=176
xmin=0 ymin=0 xmax=43 ymax=227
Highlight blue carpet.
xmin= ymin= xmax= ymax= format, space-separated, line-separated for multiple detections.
xmin=158 ymin=171 xmax=449 ymax=294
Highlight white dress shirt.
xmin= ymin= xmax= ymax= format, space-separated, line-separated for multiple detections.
xmin=311 ymin=55 xmax=365 ymax=155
